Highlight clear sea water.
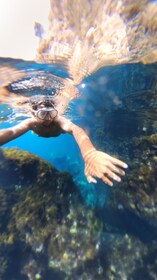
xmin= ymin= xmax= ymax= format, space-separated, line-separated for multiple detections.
xmin=0 ymin=1 xmax=157 ymax=279
xmin=0 ymin=58 xmax=157 ymax=279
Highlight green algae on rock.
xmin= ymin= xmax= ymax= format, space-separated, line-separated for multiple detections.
xmin=0 ymin=147 xmax=103 ymax=279
xmin=47 ymin=204 xmax=102 ymax=276
xmin=0 ymin=147 xmax=59 ymax=188
xmin=101 ymin=233 xmax=157 ymax=280
xmin=104 ymin=133 xmax=157 ymax=232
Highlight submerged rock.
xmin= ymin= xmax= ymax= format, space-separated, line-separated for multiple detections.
xmin=93 ymin=127 xmax=157 ymax=279
xmin=0 ymin=148 xmax=103 ymax=280
xmin=105 ymin=134 xmax=157 ymax=232
xmin=0 ymin=148 xmax=59 ymax=188
xmin=1 ymin=145 xmax=157 ymax=280
xmin=100 ymin=233 xmax=157 ymax=280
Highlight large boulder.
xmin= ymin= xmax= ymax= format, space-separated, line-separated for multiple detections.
xmin=0 ymin=148 xmax=103 ymax=280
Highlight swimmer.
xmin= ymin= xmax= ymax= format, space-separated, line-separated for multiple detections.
xmin=0 ymin=94 xmax=128 ymax=186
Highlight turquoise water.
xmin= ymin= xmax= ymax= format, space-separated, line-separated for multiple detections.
xmin=0 ymin=57 xmax=157 ymax=279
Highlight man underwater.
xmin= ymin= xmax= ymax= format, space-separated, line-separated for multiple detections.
xmin=0 ymin=93 xmax=128 ymax=186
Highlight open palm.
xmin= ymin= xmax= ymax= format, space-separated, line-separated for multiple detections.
xmin=84 ymin=150 xmax=128 ymax=186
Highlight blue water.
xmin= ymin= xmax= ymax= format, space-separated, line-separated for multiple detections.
xmin=1 ymin=59 xmax=157 ymax=207
xmin=1 ymin=57 xmax=157 ymax=279
xmin=1 ymin=57 xmax=119 ymax=206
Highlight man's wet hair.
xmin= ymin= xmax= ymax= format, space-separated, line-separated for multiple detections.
xmin=30 ymin=95 xmax=55 ymax=110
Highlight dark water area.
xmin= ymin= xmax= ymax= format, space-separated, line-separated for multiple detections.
xmin=0 ymin=57 xmax=157 ymax=279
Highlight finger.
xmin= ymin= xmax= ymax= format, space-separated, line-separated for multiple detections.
xmin=102 ymin=175 xmax=113 ymax=187
xmin=110 ymin=157 xmax=128 ymax=169
xmin=85 ymin=164 xmax=95 ymax=178
xmin=107 ymin=162 xmax=126 ymax=175
xmin=101 ymin=166 xmax=122 ymax=182
xmin=107 ymin=170 xmax=121 ymax=182
xmin=86 ymin=162 xmax=102 ymax=178
xmin=87 ymin=175 xmax=97 ymax=184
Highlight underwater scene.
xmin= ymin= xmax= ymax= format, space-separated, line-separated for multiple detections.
xmin=0 ymin=0 xmax=157 ymax=279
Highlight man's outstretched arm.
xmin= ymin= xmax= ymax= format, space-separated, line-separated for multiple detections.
xmin=58 ymin=117 xmax=128 ymax=186
xmin=0 ymin=118 xmax=34 ymax=146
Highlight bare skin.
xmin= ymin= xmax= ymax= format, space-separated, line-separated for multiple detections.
xmin=0 ymin=114 xmax=128 ymax=186
xmin=0 ymin=70 xmax=128 ymax=186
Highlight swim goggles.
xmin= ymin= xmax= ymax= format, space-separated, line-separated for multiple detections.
xmin=32 ymin=107 xmax=58 ymax=121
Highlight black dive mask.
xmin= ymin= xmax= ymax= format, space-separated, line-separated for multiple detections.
xmin=33 ymin=107 xmax=58 ymax=121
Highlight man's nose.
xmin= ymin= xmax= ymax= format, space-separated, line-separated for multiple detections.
xmin=45 ymin=112 xmax=51 ymax=120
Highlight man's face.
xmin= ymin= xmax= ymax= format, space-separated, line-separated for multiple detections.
xmin=33 ymin=102 xmax=58 ymax=125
